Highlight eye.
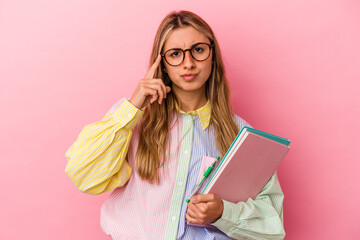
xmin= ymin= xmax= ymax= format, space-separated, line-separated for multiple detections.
xmin=171 ymin=51 xmax=180 ymax=56
xmin=194 ymin=47 xmax=203 ymax=53
xmin=168 ymin=50 xmax=182 ymax=58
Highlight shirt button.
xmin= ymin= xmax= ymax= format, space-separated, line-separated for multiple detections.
xmin=184 ymin=150 xmax=188 ymax=154
xmin=172 ymin=216 xmax=176 ymax=221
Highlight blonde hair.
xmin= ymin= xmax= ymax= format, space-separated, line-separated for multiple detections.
xmin=136 ymin=10 xmax=239 ymax=183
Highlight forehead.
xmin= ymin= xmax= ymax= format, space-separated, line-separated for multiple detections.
xmin=163 ymin=26 xmax=209 ymax=50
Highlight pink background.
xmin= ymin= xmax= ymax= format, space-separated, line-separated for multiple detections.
xmin=1 ymin=0 xmax=359 ymax=239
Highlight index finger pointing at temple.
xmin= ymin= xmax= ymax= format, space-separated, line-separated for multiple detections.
xmin=145 ymin=54 xmax=162 ymax=79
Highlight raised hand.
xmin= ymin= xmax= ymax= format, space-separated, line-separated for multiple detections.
xmin=129 ymin=54 xmax=171 ymax=109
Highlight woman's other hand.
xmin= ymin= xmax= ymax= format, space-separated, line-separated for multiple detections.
xmin=185 ymin=194 xmax=224 ymax=225
xmin=130 ymin=54 xmax=171 ymax=109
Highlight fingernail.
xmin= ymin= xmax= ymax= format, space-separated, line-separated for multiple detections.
xmin=191 ymin=197 xmax=196 ymax=203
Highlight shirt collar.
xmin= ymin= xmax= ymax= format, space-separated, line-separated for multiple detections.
xmin=175 ymin=100 xmax=211 ymax=130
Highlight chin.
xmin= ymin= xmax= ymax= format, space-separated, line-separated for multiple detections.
xmin=177 ymin=83 xmax=207 ymax=93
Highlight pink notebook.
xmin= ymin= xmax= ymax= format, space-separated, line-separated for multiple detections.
xmin=202 ymin=131 xmax=290 ymax=203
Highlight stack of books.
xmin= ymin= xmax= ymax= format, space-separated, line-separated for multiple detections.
xmin=201 ymin=127 xmax=291 ymax=203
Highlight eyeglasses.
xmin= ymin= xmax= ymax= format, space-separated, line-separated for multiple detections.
xmin=161 ymin=42 xmax=214 ymax=67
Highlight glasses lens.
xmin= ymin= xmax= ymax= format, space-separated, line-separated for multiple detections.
xmin=191 ymin=43 xmax=210 ymax=61
xmin=165 ymin=49 xmax=184 ymax=66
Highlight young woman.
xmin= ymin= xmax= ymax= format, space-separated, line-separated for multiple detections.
xmin=65 ymin=10 xmax=285 ymax=240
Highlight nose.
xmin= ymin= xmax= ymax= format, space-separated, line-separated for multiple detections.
xmin=182 ymin=50 xmax=196 ymax=69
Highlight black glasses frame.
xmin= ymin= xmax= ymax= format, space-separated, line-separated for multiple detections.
xmin=161 ymin=41 xmax=215 ymax=67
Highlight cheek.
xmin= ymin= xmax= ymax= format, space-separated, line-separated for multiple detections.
xmin=166 ymin=69 xmax=181 ymax=83
xmin=167 ymin=70 xmax=177 ymax=81
xmin=201 ymin=63 xmax=213 ymax=80
xmin=164 ymin=65 xmax=176 ymax=78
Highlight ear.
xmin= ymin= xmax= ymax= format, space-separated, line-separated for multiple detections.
xmin=160 ymin=62 xmax=171 ymax=86
xmin=161 ymin=60 xmax=168 ymax=73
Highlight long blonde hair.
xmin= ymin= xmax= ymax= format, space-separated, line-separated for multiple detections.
xmin=136 ymin=10 xmax=239 ymax=183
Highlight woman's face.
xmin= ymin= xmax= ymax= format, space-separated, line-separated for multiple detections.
xmin=162 ymin=26 xmax=213 ymax=96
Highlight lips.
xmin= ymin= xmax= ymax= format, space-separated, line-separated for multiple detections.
xmin=181 ymin=73 xmax=197 ymax=80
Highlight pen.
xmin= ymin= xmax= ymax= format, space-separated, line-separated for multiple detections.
xmin=186 ymin=156 xmax=220 ymax=203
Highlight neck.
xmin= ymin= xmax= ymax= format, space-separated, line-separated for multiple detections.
xmin=173 ymin=87 xmax=207 ymax=112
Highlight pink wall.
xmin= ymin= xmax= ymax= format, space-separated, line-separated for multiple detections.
xmin=1 ymin=0 xmax=359 ymax=239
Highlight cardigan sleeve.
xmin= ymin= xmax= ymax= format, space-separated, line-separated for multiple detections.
xmin=65 ymin=99 xmax=143 ymax=195
xmin=211 ymin=171 xmax=285 ymax=240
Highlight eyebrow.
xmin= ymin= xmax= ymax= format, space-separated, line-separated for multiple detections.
xmin=164 ymin=42 xmax=208 ymax=52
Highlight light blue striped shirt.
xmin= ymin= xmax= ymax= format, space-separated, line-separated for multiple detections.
xmin=169 ymin=112 xmax=285 ymax=239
